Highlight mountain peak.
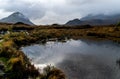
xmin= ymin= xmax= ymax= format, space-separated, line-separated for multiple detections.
xmin=13 ymin=12 xmax=22 ymax=15
xmin=10 ymin=12 xmax=29 ymax=20
xmin=12 ymin=12 xmax=24 ymax=16
xmin=0 ymin=12 xmax=34 ymax=25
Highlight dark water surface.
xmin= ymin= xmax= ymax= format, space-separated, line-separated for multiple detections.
xmin=22 ymin=39 xmax=120 ymax=79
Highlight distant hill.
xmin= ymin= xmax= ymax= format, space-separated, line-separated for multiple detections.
xmin=0 ymin=12 xmax=34 ymax=25
xmin=66 ymin=14 xmax=120 ymax=26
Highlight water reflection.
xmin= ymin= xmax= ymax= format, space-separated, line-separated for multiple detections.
xmin=22 ymin=39 xmax=120 ymax=79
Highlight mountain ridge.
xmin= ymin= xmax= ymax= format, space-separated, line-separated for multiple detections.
xmin=66 ymin=14 xmax=120 ymax=26
xmin=0 ymin=12 xmax=34 ymax=25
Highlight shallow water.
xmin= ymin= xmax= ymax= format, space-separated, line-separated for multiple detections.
xmin=22 ymin=39 xmax=120 ymax=79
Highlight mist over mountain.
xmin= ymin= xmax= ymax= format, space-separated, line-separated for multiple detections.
xmin=0 ymin=12 xmax=34 ymax=25
xmin=66 ymin=14 xmax=120 ymax=26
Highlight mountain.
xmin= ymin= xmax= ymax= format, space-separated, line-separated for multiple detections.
xmin=0 ymin=12 xmax=34 ymax=25
xmin=66 ymin=19 xmax=83 ymax=25
xmin=66 ymin=14 xmax=120 ymax=26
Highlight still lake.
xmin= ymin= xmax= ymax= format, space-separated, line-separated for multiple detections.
xmin=22 ymin=39 xmax=120 ymax=79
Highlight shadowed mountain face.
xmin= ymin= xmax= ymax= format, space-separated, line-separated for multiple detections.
xmin=0 ymin=12 xmax=34 ymax=25
xmin=66 ymin=14 xmax=120 ymax=26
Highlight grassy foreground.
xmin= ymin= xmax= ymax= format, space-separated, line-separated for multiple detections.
xmin=0 ymin=23 xmax=120 ymax=79
xmin=0 ymin=36 xmax=65 ymax=79
xmin=0 ymin=23 xmax=66 ymax=79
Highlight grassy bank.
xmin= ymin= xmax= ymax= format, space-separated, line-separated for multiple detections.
xmin=30 ymin=25 xmax=120 ymax=43
xmin=0 ymin=24 xmax=66 ymax=79
xmin=0 ymin=23 xmax=120 ymax=43
xmin=0 ymin=39 xmax=40 ymax=79
xmin=0 ymin=35 xmax=65 ymax=79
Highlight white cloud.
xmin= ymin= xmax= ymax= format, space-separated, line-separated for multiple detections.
xmin=0 ymin=9 xmax=12 ymax=19
xmin=0 ymin=0 xmax=46 ymax=19
xmin=34 ymin=11 xmax=82 ymax=25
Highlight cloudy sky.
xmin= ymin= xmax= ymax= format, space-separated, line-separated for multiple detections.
xmin=0 ymin=0 xmax=120 ymax=25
